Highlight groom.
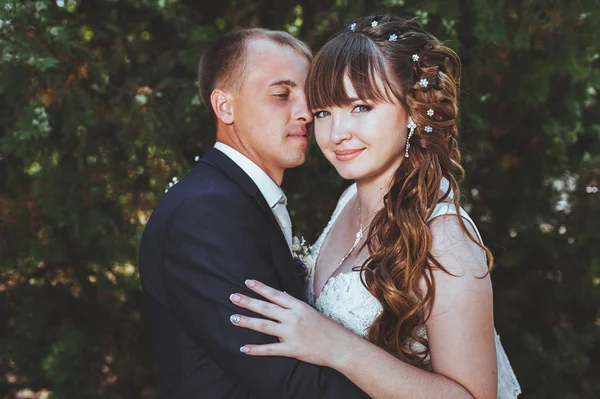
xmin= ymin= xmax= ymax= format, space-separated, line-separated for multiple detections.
xmin=139 ymin=29 xmax=368 ymax=398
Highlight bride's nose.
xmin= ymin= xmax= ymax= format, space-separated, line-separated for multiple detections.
xmin=329 ymin=116 xmax=352 ymax=144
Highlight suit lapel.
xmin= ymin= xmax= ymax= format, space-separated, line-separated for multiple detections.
xmin=201 ymin=148 xmax=277 ymax=225
xmin=199 ymin=148 xmax=305 ymax=300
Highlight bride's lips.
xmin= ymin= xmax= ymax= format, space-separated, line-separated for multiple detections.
xmin=334 ymin=148 xmax=365 ymax=161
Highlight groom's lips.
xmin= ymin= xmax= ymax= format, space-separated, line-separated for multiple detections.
xmin=288 ymin=128 xmax=309 ymax=144
xmin=334 ymin=148 xmax=365 ymax=161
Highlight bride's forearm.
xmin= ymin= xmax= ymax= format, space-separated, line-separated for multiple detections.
xmin=330 ymin=332 xmax=475 ymax=399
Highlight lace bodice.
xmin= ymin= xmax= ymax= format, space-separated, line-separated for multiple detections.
xmin=307 ymin=183 xmax=521 ymax=398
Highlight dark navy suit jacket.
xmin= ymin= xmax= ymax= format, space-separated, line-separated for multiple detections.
xmin=139 ymin=147 xmax=368 ymax=398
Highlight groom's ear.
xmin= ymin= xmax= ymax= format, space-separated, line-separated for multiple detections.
xmin=210 ymin=89 xmax=234 ymax=125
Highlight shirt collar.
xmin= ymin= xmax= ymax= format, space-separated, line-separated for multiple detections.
xmin=214 ymin=142 xmax=284 ymax=208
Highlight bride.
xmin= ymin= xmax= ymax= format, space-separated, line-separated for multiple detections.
xmin=228 ymin=15 xmax=521 ymax=398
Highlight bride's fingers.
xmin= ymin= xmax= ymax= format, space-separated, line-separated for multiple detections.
xmin=239 ymin=343 xmax=287 ymax=357
xmin=245 ymin=279 xmax=297 ymax=309
xmin=230 ymin=314 xmax=282 ymax=337
xmin=230 ymin=293 xmax=286 ymax=321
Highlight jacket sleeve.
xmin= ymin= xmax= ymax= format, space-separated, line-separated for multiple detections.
xmin=162 ymin=190 xmax=369 ymax=399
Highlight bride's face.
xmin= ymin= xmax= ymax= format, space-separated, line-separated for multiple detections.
xmin=312 ymin=75 xmax=408 ymax=182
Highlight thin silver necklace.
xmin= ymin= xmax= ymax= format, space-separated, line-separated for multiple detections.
xmin=336 ymin=200 xmax=369 ymax=268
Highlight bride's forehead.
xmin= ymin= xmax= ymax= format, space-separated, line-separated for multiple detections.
xmin=308 ymin=63 xmax=397 ymax=110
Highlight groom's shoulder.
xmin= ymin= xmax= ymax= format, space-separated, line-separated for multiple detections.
xmin=147 ymin=162 xmax=256 ymax=226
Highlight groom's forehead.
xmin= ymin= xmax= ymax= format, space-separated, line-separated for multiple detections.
xmin=246 ymin=38 xmax=294 ymax=61
xmin=245 ymin=39 xmax=308 ymax=82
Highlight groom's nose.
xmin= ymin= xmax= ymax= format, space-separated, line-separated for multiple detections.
xmin=293 ymin=94 xmax=313 ymax=124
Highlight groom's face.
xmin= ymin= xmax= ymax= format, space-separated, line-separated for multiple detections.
xmin=231 ymin=39 xmax=312 ymax=179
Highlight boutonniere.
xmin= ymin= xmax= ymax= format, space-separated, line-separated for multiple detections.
xmin=291 ymin=236 xmax=315 ymax=282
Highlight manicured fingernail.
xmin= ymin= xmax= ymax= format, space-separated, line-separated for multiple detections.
xmin=240 ymin=346 xmax=250 ymax=353
xmin=245 ymin=279 xmax=256 ymax=287
xmin=230 ymin=294 xmax=241 ymax=303
xmin=230 ymin=315 xmax=241 ymax=324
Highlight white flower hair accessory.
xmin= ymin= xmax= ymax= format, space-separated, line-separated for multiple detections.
xmin=427 ymin=109 xmax=434 ymax=117
xmin=371 ymin=20 xmax=378 ymax=27
xmin=412 ymin=54 xmax=419 ymax=62
xmin=349 ymin=22 xmax=356 ymax=32
xmin=419 ymin=78 xmax=429 ymax=87
xmin=389 ymin=33 xmax=398 ymax=41
xmin=424 ymin=125 xmax=433 ymax=133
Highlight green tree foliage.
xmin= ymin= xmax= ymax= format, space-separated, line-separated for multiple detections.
xmin=0 ymin=0 xmax=598 ymax=398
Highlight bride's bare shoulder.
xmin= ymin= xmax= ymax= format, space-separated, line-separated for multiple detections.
xmin=428 ymin=214 xmax=489 ymax=279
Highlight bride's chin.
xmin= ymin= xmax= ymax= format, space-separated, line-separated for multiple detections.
xmin=333 ymin=167 xmax=367 ymax=181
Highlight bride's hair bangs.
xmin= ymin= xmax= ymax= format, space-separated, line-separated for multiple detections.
xmin=306 ymin=32 xmax=401 ymax=111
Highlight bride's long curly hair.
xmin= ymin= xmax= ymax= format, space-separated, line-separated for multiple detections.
xmin=307 ymin=15 xmax=494 ymax=369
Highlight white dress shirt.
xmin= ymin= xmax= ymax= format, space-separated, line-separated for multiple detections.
xmin=214 ymin=142 xmax=292 ymax=249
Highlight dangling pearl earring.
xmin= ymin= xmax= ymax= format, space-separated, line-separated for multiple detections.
xmin=405 ymin=117 xmax=417 ymax=158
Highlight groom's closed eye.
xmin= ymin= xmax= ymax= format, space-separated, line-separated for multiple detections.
xmin=269 ymin=80 xmax=299 ymax=100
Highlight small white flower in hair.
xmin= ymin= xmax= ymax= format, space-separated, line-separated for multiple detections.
xmin=412 ymin=54 xmax=419 ymax=62
xmin=424 ymin=125 xmax=433 ymax=133
xmin=419 ymin=78 xmax=429 ymax=87
xmin=389 ymin=33 xmax=398 ymax=41
xmin=427 ymin=109 xmax=434 ymax=117
xmin=371 ymin=20 xmax=378 ymax=27
xmin=350 ymin=23 xmax=356 ymax=31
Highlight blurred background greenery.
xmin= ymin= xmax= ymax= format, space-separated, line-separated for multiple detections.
xmin=0 ymin=0 xmax=599 ymax=398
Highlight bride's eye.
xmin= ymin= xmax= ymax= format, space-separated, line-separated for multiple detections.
xmin=352 ymin=105 xmax=372 ymax=113
xmin=313 ymin=110 xmax=330 ymax=118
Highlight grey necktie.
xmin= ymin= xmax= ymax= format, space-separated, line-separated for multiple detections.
xmin=272 ymin=195 xmax=292 ymax=250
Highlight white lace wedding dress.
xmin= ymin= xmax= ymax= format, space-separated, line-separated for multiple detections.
xmin=307 ymin=183 xmax=521 ymax=398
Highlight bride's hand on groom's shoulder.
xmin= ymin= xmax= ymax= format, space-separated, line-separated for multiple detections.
xmin=229 ymin=279 xmax=353 ymax=367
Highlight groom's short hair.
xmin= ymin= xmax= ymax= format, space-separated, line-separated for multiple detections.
xmin=198 ymin=29 xmax=312 ymax=121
